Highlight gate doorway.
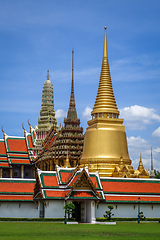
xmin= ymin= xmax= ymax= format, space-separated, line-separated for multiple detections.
xmin=73 ymin=202 xmax=81 ymax=222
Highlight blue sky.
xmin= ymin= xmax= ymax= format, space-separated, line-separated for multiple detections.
xmin=0 ymin=0 xmax=160 ymax=171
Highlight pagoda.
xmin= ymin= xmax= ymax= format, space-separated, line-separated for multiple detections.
xmin=35 ymin=51 xmax=84 ymax=169
xmin=34 ymin=70 xmax=58 ymax=156
xmin=80 ymin=27 xmax=149 ymax=178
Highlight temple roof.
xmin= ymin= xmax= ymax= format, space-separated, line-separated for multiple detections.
xmin=34 ymin=167 xmax=104 ymax=201
xmin=101 ymin=177 xmax=160 ymax=203
xmin=0 ymin=178 xmax=35 ymax=201
xmin=33 ymin=167 xmax=160 ymax=203
xmin=0 ymin=128 xmax=36 ymax=167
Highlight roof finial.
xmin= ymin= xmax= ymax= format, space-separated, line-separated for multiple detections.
xmin=151 ymin=147 xmax=153 ymax=171
xmin=22 ymin=123 xmax=26 ymax=136
xmin=47 ymin=70 xmax=50 ymax=80
xmin=72 ymin=50 xmax=74 ymax=94
xmin=103 ymin=26 xmax=108 ymax=59
xmin=67 ymin=50 xmax=77 ymax=121
xmin=1 ymin=126 xmax=5 ymax=138
xmin=1 ymin=126 xmax=4 ymax=134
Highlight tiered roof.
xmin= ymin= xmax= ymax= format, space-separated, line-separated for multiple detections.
xmin=0 ymin=128 xmax=36 ymax=168
xmin=33 ymin=167 xmax=160 ymax=204
xmin=0 ymin=178 xmax=35 ymax=201
xmin=101 ymin=177 xmax=160 ymax=203
xmin=33 ymin=167 xmax=104 ymax=201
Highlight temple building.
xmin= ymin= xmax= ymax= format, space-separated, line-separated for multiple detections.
xmin=1 ymin=27 xmax=159 ymax=222
xmin=34 ymin=70 xmax=58 ymax=157
xmin=0 ymin=126 xmax=36 ymax=179
xmin=80 ymin=27 xmax=149 ymax=178
xmin=35 ymin=50 xmax=84 ymax=170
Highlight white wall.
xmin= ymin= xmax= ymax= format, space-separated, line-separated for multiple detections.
xmin=96 ymin=202 xmax=160 ymax=218
xmin=44 ymin=200 xmax=65 ymax=218
xmin=0 ymin=202 xmax=38 ymax=218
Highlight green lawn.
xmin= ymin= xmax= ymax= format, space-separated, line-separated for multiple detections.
xmin=0 ymin=222 xmax=160 ymax=240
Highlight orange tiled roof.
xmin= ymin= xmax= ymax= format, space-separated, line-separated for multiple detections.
xmin=0 ymin=181 xmax=35 ymax=194
xmin=0 ymin=140 xmax=7 ymax=155
xmin=0 ymin=162 xmax=9 ymax=167
xmin=101 ymin=179 xmax=160 ymax=194
xmin=10 ymin=159 xmax=30 ymax=164
xmin=42 ymin=175 xmax=59 ymax=187
xmin=45 ymin=190 xmax=70 ymax=198
xmin=70 ymin=191 xmax=96 ymax=199
xmin=0 ymin=195 xmax=33 ymax=201
xmin=59 ymin=171 xmax=74 ymax=184
xmin=0 ymin=157 xmax=8 ymax=162
xmin=9 ymin=153 xmax=29 ymax=158
xmin=7 ymin=138 xmax=28 ymax=152
xmin=105 ymin=195 xmax=160 ymax=202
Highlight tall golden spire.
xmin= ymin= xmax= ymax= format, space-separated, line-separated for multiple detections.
xmin=91 ymin=27 xmax=119 ymax=117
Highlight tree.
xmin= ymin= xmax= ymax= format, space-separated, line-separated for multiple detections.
xmin=63 ymin=202 xmax=75 ymax=220
xmin=139 ymin=211 xmax=145 ymax=220
xmin=104 ymin=205 xmax=114 ymax=221
xmin=154 ymin=170 xmax=160 ymax=179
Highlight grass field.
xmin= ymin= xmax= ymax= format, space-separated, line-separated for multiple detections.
xmin=0 ymin=222 xmax=160 ymax=240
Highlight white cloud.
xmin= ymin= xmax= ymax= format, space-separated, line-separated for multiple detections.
xmin=128 ymin=136 xmax=150 ymax=153
xmin=120 ymin=105 xmax=160 ymax=130
xmin=82 ymin=107 xmax=92 ymax=120
xmin=152 ymin=127 xmax=160 ymax=137
xmin=55 ymin=109 xmax=66 ymax=119
xmin=127 ymin=136 xmax=160 ymax=171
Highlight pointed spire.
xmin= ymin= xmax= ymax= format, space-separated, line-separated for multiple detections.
xmin=138 ymin=153 xmax=144 ymax=172
xmin=47 ymin=70 xmax=50 ymax=80
xmin=64 ymin=149 xmax=70 ymax=168
xmin=91 ymin=27 xmax=119 ymax=117
xmin=67 ymin=50 xmax=77 ymax=121
xmin=151 ymin=147 xmax=153 ymax=171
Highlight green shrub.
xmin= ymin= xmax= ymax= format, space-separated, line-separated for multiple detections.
xmin=96 ymin=217 xmax=160 ymax=222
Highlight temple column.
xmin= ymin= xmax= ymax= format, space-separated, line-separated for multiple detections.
xmin=47 ymin=161 xmax=50 ymax=171
xmin=10 ymin=168 xmax=12 ymax=178
xmin=0 ymin=168 xmax=2 ymax=178
xmin=50 ymin=160 xmax=53 ymax=171
xmin=44 ymin=162 xmax=47 ymax=171
xmin=21 ymin=165 xmax=24 ymax=178
xmin=41 ymin=161 xmax=44 ymax=170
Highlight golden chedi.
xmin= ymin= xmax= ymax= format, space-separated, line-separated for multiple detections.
xmin=80 ymin=27 xmax=141 ymax=177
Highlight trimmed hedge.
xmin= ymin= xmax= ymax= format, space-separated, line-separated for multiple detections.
xmin=96 ymin=217 xmax=160 ymax=222
xmin=0 ymin=218 xmax=65 ymax=222
xmin=0 ymin=217 xmax=159 ymax=222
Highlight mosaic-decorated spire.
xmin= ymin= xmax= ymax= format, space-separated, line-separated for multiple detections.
xmin=35 ymin=70 xmax=58 ymax=149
